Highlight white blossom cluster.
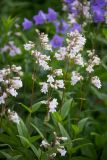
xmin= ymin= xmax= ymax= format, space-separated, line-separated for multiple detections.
xmin=85 ymin=50 xmax=101 ymax=89
xmin=86 ymin=50 xmax=101 ymax=73
xmin=24 ymin=32 xmax=52 ymax=70
xmin=36 ymin=29 xmax=52 ymax=51
xmin=66 ymin=31 xmax=86 ymax=58
xmin=8 ymin=109 xmax=20 ymax=124
xmin=71 ymin=71 xmax=83 ymax=85
xmin=31 ymin=50 xmax=51 ymax=70
xmin=40 ymin=69 xmax=64 ymax=94
xmin=55 ymin=31 xmax=86 ymax=68
xmin=0 ymin=65 xmax=23 ymax=105
xmin=63 ymin=0 xmax=92 ymax=24
xmin=24 ymin=41 xmax=35 ymax=51
xmin=40 ymin=132 xmax=67 ymax=157
xmin=1 ymin=41 xmax=21 ymax=56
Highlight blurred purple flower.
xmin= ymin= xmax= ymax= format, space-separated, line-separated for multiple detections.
xmin=50 ymin=35 xmax=64 ymax=48
xmin=22 ymin=18 xmax=33 ymax=30
xmin=64 ymin=0 xmax=74 ymax=3
xmin=71 ymin=23 xmax=81 ymax=32
xmin=33 ymin=11 xmax=47 ymax=25
xmin=47 ymin=8 xmax=58 ymax=22
xmin=91 ymin=0 xmax=106 ymax=7
xmin=92 ymin=5 xmax=105 ymax=22
xmin=54 ymin=20 xmax=70 ymax=34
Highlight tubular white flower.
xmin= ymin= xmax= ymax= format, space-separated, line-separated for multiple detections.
xmin=8 ymin=109 xmax=20 ymax=124
xmin=55 ymin=80 xmax=65 ymax=89
xmin=71 ymin=71 xmax=83 ymax=85
xmin=40 ymin=140 xmax=49 ymax=148
xmin=57 ymin=147 xmax=67 ymax=156
xmin=91 ymin=76 xmax=101 ymax=89
xmin=7 ymin=88 xmax=18 ymax=97
xmin=11 ymin=79 xmax=22 ymax=89
xmin=24 ymin=41 xmax=35 ymax=51
xmin=47 ymin=75 xmax=55 ymax=84
xmin=40 ymin=82 xmax=48 ymax=94
xmin=49 ymin=98 xmax=58 ymax=113
xmin=54 ymin=69 xmax=63 ymax=76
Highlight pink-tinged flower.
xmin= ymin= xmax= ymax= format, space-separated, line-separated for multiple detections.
xmin=33 ymin=11 xmax=47 ymax=25
xmin=50 ymin=35 xmax=64 ymax=48
xmin=47 ymin=8 xmax=58 ymax=22
xmin=22 ymin=18 xmax=33 ymax=30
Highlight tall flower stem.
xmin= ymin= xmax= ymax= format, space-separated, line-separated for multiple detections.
xmin=61 ymin=57 xmax=70 ymax=107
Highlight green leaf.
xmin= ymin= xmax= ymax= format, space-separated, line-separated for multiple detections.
xmin=31 ymin=123 xmax=44 ymax=139
xmin=17 ymin=119 xmax=30 ymax=147
xmin=78 ymin=117 xmax=92 ymax=132
xmin=91 ymin=86 xmax=107 ymax=100
xmin=18 ymin=136 xmax=40 ymax=159
xmin=61 ymin=99 xmax=73 ymax=119
xmin=58 ymin=123 xmax=70 ymax=139
xmin=0 ymin=151 xmax=12 ymax=159
xmin=31 ymin=101 xmax=44 ymax=113
xmin=19 ymin=103 xmax=32 ymax=113
xmin=52 ymin=112 xmax=62 ymax=122
xmin=71 ymin=157 xmax=91 ymax=160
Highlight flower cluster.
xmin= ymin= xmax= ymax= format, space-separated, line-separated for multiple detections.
xmin=55 ymin=30 xmax=86 ymax=65
xmin=40 ymin=69 xmax=64 ymax=112
xmin=8 ymin=109 xmax=20 ymax=124
xmin=64 ymin=0 xmax=107 ymax=23
xmin=24 ymin=32 xmax=51 ymax=70
xmin=0 ymin=65 xmax=23 ymax=105
xmin=55 ymin=30 xmax=101 ymax=88
xmin=40 ymin=132 xmax=67 ymax=157
xmin=1 ymin=41 xmax=21 ymax=56
xmin=40 ymin=69 xmax=64 ymax=94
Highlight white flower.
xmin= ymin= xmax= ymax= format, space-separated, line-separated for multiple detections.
xmin=40 ymin=82 xmax=48 ymax=94
xmin=50 ymin=153 xmax=56 ymax=158
xmin=47 ymin=75 xmax=54 ymax=84
xmin=8 ymin=110 xmax=20 ymax=124
xmin=32 ymin=50 xmax=51 ymax=70
xmin=0 ymin=75 xmax=3 ymax=82
xmin=0 ymin=92 xmax=7 ymax=104
xmin=40 ymin=140 xmax=49 ymax=148
xmin=49 ymin=98 xmax=58 ymax=113
xmin=36 ymin=31 xmax=52 ymax=51
xmin=74 ymin=54 xmax=84 ymax=66
xmin=55 ymin=80 xmax=64 ymax=89
xmin=67 ymin=31 xmax=86 ymax=57
xmin=91 ymin=76 xmax=101 ymax=89
xmin=11 ymin=79 xmax=22 ymax=89
xmin=7 ymin=88 xmax=18 ymax=97
xmin=57 ymin=147 xmax=67 ymax=156
xmin=24 ymin=41 xmax=35 ymax=51
xmin=54 ymin=69 xmax=63 ymax=76
xmin=55 ymin=47 xmax=67 ymax=60
xmin=60 ymin=137 xmax=68 ymax=141
xmin=71 ymin=71 xmax=83 ymax=85
xmin=92 ymin=55 xmax=100 ymax=66
xmin=86 ymin=65 xmax=94 ymax=73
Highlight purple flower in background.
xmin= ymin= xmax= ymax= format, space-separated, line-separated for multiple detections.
xmin=92 ymin=5 xmax=105 ymax=22
xmin=71 ymin=23 xmax=81 ymax=32
xmin=22 ymin=18 xmax=33 ymax=30
xmin=50 ymin=35 xmax=64 ymax=48
xmin=33 ymin=10 xmax=47 ymax=25
xmin=54 ymin=20 xmax=70 ymax=34
xmin=91 ymin=0 xmax=106 ymax=7
xmin=64 ymin=0 xmax=75 ymax=3
xmin=47 ymin=8 xmax=58 ymax=22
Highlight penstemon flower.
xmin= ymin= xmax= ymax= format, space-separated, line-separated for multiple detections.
xmin=0 ymin=65 xmax=23 ymax=105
